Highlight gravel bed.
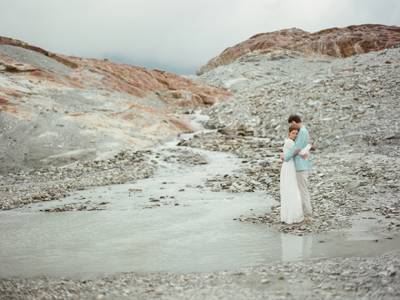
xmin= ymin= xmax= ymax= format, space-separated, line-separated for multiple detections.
xmin=0 ymin=150 xmax=155 ymax=210
xmin=1 ymin=251 xmax=399 ymax=299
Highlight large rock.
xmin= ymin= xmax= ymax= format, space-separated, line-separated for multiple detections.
xmin=198 ymin=24 xmax=400 ymax=74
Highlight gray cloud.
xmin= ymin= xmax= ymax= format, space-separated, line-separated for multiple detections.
xmin=0 ymin=0 xmax=399 ymax=74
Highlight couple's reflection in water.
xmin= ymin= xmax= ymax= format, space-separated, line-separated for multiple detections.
xmin=280 ymin=233 xmax=313 ymax=261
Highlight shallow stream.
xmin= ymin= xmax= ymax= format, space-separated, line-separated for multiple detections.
xmin=1 ymin=131 xmax=399 ymax=278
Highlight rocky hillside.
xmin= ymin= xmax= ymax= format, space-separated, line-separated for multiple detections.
xmin=189 ymin=29 xmax=400 ymax=233
xmin=198 ymin=24 xmax=400 ymax=74
xmin=0 ymin=37 xmax=230 ymax=173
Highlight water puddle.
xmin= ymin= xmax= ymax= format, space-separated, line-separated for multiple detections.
xmin=1 ymin=137 xmax=399 ymax=278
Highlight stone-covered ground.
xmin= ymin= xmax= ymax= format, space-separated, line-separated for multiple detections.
xmin=190 ymin=47 xmax=400 ymax=235
xmin=1 ymin=251 xmax=399 ymax=299
xmin=1 ymin=48 xmax=399 ymax=299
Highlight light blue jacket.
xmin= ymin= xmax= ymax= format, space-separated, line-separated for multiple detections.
xmin=283 ymin=126 xmax=312 ymax=171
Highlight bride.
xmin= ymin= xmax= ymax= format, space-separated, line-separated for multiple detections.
xmin=280 ymin=125 xmax=305 ymax=224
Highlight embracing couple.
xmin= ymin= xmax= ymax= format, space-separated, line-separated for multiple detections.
xmin=279 ymin=115 xmax=312 ymax=224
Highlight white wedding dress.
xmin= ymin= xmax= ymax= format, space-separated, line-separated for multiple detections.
xmin=280 ymin=138 xmax=304 ymax=224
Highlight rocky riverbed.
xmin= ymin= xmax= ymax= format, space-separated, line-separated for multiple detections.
xmin=1 ymin=251 xmax=399 ymax=299
xmin=1 ymin=37 xmax=400 ymax=299
xmin=0 ymin=150 xmax=155 ymax=210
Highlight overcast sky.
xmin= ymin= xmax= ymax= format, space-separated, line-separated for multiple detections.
xmin=0 ymin=0 xmax=399 ymax=74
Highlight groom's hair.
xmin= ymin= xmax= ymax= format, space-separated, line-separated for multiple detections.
xmin=288 ymin=114 xmax=302 ymax=123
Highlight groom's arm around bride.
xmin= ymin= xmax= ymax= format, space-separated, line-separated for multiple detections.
xmin=279 ymin=115 xmax=311 ymax=168
xmin=282 ymin=126 xmax=308 ymax=162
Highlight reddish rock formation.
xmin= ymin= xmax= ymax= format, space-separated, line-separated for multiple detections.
xmin=0 ymin=36 xmax=230 ymax=170
xmin=0 ymin=36 xmax=230 ymax=109
xmin=71 ymin=57 xmax=228 ymax=105
xmin=198 ymin=24 xmax=400 ymax=74
xmin=0 ymin=36 xmax=79 ymax=69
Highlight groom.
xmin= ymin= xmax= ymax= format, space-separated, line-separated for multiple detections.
xmin=280 ymin=115 xmax=312 ymax=217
